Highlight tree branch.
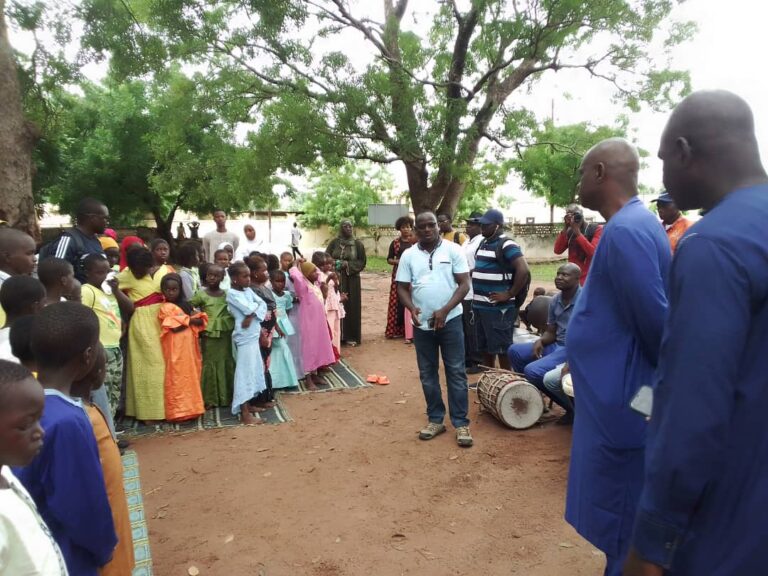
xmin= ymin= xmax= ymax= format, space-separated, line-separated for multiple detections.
xmin=345 ymin=153 xmax=401 ymax=164
xmin=447 ymin=0 xmax=463 ymax=25
xmin=480 ymin=131 xmax=514 ymax=149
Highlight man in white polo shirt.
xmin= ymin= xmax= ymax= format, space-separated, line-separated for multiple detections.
xmin=397 ymin=211 xmax=473 ymax=447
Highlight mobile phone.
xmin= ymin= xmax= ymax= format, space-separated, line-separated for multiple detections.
xmin=427 ymin=317 xmax=435 ymax=329
xmin=630 ymin=385 xmax=654 ymax=418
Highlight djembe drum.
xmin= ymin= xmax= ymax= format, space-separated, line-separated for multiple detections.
xmin=476 ymin=370 xmax=544 ymax=429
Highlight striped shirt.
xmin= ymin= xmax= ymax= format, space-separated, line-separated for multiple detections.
xmin=47 ymin=229 xmax=104 ymax=283
xmin=471 ymin=234 xmax=523 ymax=310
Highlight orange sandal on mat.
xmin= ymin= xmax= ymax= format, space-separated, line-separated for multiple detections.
xmin=366 ymin=374 xmax=379 ymax=383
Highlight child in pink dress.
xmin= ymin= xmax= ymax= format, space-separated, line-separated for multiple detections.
xmin=322 ymin=255 xmax=346 ymax=352
xmin=288 ymin=261 xmax=336 ymax=390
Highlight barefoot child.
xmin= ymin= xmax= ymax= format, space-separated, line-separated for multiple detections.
xmin=322 ymin=254 xmax=346 ymax=353
xmin=0 ymin=360 xmax=68 ymax=575
xmin=71 ymin=344 xmax=135 ymax=576
xmin=158 ymin=274 xmax=207 ymax=422
xmin=82 ymin=253 xmax=134 ymax=427
xmin=190 ymin=264 xmax=235 ymax=411
xmin=288 ymin=261 xmax=336 ymax=390
xmin=226 ymin=262 xmax=268 ymax=424
xmin=268 ymin=269 xmax=299 ymax=389
xmin=118 ymin=247 xmax=171 ymax=423
xmin=280 ymin=252 xmax=304 ymax=378
xmin=15 ymin=302 xmax=117 ymax=575
xmin=247 ymin=255 xmax=276 ymax=408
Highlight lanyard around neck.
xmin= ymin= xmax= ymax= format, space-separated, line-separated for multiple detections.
xmin=419 ymin=239 xmax=442 ymax=271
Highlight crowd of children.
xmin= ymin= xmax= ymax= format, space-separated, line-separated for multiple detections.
xmin=0 ymin=221 xmax=348 ymax=574
xmin=0 ymin=224 xmax=347 ymax=429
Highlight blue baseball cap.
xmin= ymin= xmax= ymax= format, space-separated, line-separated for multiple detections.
xmin=652 ymin=191 xmax=674 ymax=204
xmin=478 ymin=208 xmax=505 ymax=226
xmin=465 ymin=211 xmax=484 ymax=223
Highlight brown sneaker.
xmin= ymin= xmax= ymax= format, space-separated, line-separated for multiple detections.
xmin=456 ymin=426 xmax=473 ymax=447
xmin=419 ymin=422 xmax=446 ymax=440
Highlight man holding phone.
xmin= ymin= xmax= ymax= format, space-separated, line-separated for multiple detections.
xmin=554 ymin=203 xmax=603 ymax=285
xmin=397 ymin=211 xmax=472 ymax=447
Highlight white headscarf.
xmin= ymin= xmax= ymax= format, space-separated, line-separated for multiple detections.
xmin=234 ymin=224 xmax=263 ymax=261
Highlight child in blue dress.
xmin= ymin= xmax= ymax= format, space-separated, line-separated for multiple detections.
xmin=225 ymin=262 xmax=267 ymax=424
xmin=269 ymin=269 xmax=299 ymax=389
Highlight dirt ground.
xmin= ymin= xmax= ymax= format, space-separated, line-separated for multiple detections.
xmin=134 ymin=272 xmax=604 ymax=576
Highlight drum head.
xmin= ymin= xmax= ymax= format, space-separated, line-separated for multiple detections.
xmin=497 ymin=382 xmax=544 ymax=430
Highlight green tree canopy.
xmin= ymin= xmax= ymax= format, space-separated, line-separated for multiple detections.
xmin=73 ymin=0 xmax=692 ymax=218
xmin=513 ymin=121 xmax=629 ymax=208
xmin=298 ymin=162 xmax=391 ymax=228
xmin=35 ymin=69 xmax=280 ymax=239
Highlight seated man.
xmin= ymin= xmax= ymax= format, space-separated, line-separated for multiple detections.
xmin=507 ymin=263 xmax=581 ymax=399
xmin=542 ymin=363 xmax=575 ymax=425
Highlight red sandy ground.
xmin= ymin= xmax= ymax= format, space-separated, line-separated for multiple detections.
xmin=134 ymin=272 xmax=604 ymax=576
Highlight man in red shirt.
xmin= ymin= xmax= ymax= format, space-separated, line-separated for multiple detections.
xmin=553 ymin=204 xmax=603 ymax=285
xmin=653 ymin=191 xmax=693 ymax=253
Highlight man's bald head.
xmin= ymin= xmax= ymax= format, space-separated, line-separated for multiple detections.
xmin=559 ymin=262 xmax=582 ymax=276
xmin=0 ymin=229 xmax=36 ymax=276
xmin=555 ymin=262 xmax=581 ymax=291
xmin=578 ymin=138 xmax=640 ymax=214
xmin=659 ymin=90 xmax=766 ymax=211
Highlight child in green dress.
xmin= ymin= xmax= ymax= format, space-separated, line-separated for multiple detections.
xmin=189 ymin=264 xmax=235 ymax=414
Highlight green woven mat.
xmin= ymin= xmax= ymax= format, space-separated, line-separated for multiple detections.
xmin=280 ymin=358 xmax=371 ymax=394
xmin=123 ymin=450 xmax=153 ymax=576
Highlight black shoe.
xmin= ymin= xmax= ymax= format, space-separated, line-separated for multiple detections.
xmin=117 ymin=438 xmax=131 ymax=454
xmin=556 ymin=412 xmax=574 ymax=426
xmin=465 ymin=365 xmax=483 ymax=375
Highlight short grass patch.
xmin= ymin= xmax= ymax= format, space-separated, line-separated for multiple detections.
xmin=529 ymin=261 xmax=566 ymax=284
xmin=366 ymin=255 xmax=391 ymax=274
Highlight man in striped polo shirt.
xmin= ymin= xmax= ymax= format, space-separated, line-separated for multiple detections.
xmin=471 ymin=209 xmax=529 ymax=370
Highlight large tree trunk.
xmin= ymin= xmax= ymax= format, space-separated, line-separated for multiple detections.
xmin=435 ymin=179 xmax=467 ymax=217
xmin=0 ymin=1 xmax=39 ymax=240
xmin=153 ymin=212 xmax=175 ymax=246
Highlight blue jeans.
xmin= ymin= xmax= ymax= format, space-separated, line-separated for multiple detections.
xmin=413 ymin=315 xmax=469 ymax=428
xmin=542 ymin=364 xmax=574 ymax=413
xmin=507 ymin=341 xmax=568 ymax=386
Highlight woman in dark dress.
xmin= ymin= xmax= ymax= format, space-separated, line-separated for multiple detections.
xmin=326 ymin=220 xmax=367 ymax=346
xmin=385 ymin=216 xmax=414 ymax=339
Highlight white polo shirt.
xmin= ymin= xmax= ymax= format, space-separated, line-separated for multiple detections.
xmin=396 ymin=240 xmax=469 ymax=330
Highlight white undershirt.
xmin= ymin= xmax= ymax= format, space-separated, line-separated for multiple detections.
xmin=0 ymin=466 xmax=68 ymax=575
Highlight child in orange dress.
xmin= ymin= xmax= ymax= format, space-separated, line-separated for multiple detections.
xmin=158 ymin=273 xmax=207 ymax=422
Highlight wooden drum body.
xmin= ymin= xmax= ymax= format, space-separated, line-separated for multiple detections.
xmin=477 ymin=371 xmax=544 ymax=430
